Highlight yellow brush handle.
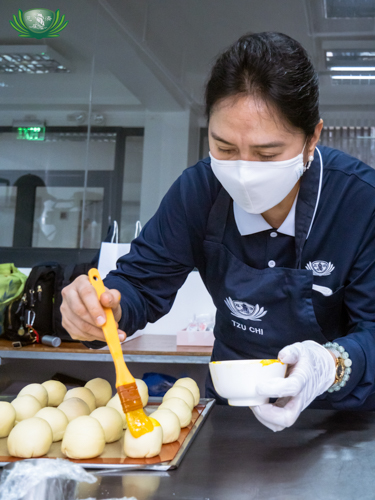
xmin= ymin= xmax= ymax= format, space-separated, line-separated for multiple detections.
xmin=88 ymin=268 xmax=135 ymax=388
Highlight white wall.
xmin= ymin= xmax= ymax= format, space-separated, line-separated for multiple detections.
xmin=140 ymin=109 xmax=200 ymax=225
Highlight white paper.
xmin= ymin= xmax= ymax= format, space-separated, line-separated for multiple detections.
xmin=18 ymin=268 xmax=31 ymax=277
xmin=98 ymin=239 xmax=216 ymax=336
xmin=138 ymin=271 xmax=216 ymax=335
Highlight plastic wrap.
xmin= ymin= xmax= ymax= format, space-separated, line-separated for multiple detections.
xmin=0 ymin=458 xmax=97 ymax=500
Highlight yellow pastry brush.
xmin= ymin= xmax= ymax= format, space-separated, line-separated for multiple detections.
xmin=88 ymin=268 xmax=154 ymax=438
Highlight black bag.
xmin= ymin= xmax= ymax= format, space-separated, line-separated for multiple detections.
xmin=53 ymin=262 xmax=95 ymax=340
xmin=2 ymin=262 xmax=94 ymax=344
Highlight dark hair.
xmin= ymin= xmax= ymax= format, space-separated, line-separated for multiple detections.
xmin=205 ymin=32 xmax=320 ymax=137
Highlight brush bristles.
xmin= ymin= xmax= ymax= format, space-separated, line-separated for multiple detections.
xmin=117 ymin=383 xmax=143 ymax=413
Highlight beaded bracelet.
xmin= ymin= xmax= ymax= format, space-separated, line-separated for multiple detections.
xmin=323 ymin=342 xmax=352 ymax=393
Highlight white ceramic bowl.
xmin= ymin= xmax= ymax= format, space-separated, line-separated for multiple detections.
xmin=209 ymin=359 xmax=287 ymax=406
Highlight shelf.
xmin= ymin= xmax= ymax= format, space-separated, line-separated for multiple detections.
xmin=0 ymin=335 xmax=213 ymax=364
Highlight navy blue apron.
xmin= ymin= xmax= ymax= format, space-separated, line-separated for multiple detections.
xmin=203 ymin=153 xmax=329 ymax=404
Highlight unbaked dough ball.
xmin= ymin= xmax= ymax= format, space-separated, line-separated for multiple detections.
xmin=124 ymin=417 xmax=162 ymax=458
xmin=11 ymin=395 xmax=42 ymax=422
xmin=135 ymin=379 xmax=149 ymax=407
xmin=42 ymin=380 xmax=67 ymax=407
xmin=7 ymin=417 xmax=52 ymax=458
xmin=64 ymin=387 xmax=96 ymax=412
xmin=106 ymin=394 xmax=127 ymax=429
xmin=159 ymin=398 xmax=192 ymax=428
xmin=58 ymin=397 xmax=90 ymax=422
xmin=90 ymin=406 xmax=123 ymax=443
xmin=0 ymin=401 xmax=16 ymax=438
xmin=85 ymin=378 xmax=112 ymax=407
xmin=150 ymin=408 xmax=180 ymax=444
xmin=61 ymin=415 xmax=105 ymax=459
xmin=18 ymin=383 xmax=48 ymax=408
xmin=35 ymin=407 xmax=68 ymax=442
xmin=163 ymin=386 xmax=195 ymax=410
xmin=174 ymin=377 xmax=200 ymax=406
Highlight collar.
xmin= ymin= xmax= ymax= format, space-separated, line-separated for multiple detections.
xmin=234 ymin=193 xmax=298 ymax=237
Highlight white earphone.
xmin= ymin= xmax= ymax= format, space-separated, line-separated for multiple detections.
xmin=304 ymin=153 xmax=315 ymax=171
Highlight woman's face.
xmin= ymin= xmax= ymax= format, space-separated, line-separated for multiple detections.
xmin=208 ymin=95 xmax=321 ymax=163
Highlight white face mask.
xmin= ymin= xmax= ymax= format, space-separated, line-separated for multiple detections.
xmin=209 ymin=144 xmax=309 ymax=214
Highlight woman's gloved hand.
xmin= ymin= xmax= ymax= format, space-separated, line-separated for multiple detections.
xmin=250 ymin=340 xmax=336 ymax=432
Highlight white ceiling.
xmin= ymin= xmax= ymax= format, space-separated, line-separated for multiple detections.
xmin=0 ymin=0 xmax=374 ymax=118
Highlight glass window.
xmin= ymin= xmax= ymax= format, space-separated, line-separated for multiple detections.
xmin=0 ymin=127 xmax=144 ymax=259
xmin=0 ymin=186 xmax=17 ymax=246
xmin=32 ymin=186 xmax=104 ymax=249
xmin=121 ymin=136 xmax=144 ymax=242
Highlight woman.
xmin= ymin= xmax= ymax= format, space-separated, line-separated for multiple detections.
xmin=61 ymin=32 xmax=375 ymax=432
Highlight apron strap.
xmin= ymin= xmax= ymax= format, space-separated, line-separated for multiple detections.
xmin=205 ymin=187 xmax=231 ymax=244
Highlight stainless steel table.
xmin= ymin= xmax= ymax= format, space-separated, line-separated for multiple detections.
xmin=87 ymin=406 xmax=375 ymax=500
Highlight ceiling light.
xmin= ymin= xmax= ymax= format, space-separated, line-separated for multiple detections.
xmin=0 ymin=45 xmax=70 ymax=74
xmin=326 ymin=49 xmax=375 ymax=83
xmin=327 ymin=50 xmax=375 ymax=84
xmin=332 ymin=75 xmax=375 ymax=79
xmin=331 ymin=66 xmax=375 ymax=71
xmin=326 ymin=50 xmax=375 ymax=69
xmin=325 ymin=0 xmax=375 ymax=18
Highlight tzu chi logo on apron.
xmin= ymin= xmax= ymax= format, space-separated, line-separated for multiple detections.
xmin=305 ymin=260 xmax=335 ymax=276
xmin=224 ymin=297 xmax=267 ymax=321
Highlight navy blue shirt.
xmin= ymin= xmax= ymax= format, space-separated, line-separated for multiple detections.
xmin=100 ymin=145 xmax=375 ymax=410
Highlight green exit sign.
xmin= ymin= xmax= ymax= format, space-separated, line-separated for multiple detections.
xmin=17 ymin=126 xmax=45 ymax=141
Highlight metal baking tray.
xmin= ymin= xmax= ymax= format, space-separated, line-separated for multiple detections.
xmin=0 ymin=397 xmax=215 ymax=471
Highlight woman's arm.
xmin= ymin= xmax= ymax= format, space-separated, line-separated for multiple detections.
xmin=61 ymin=160 xmax=218 ymax=346
xmin=326 ymin=212 xmax=375 ymax=409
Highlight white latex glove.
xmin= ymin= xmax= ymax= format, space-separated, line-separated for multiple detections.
xmin=251 ymin=340 xmax=336 ymax=432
